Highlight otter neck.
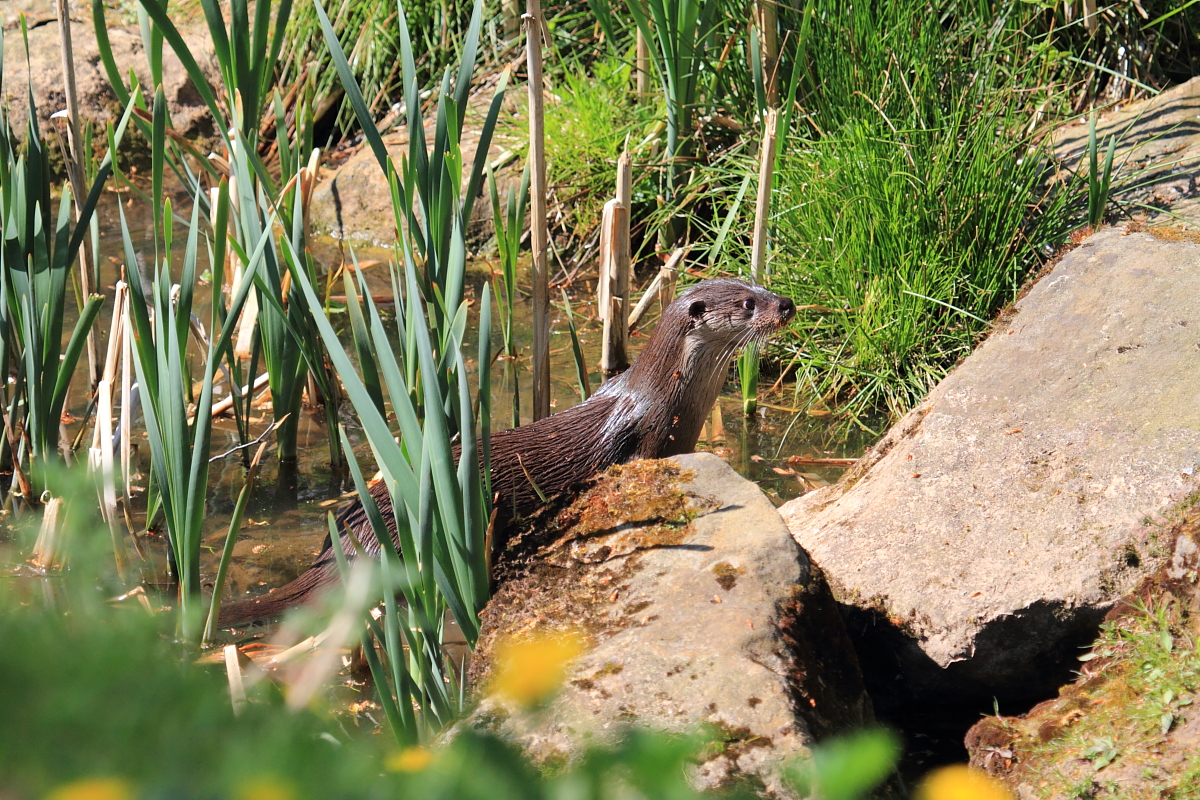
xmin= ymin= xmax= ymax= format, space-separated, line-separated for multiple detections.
xmin=605 ymin=311 xmax=742 ymax=457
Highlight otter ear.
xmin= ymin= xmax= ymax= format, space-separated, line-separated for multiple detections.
xmin=688 ymin=300 xmax=707 ymax=318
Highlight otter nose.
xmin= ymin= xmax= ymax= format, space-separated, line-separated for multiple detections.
xmin=778 ymin=297 xmax=796 ymax=320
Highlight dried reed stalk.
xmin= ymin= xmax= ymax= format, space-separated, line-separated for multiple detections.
xmin=526 ymin=0 xmax=551 ymax=420
xmin=636 ymin=28 xmax=650 ymax=96
xmin=628 ymin=247 xmax=686 ymax=330
xmin=756 ymin=0 xmax=779 ymax=106
xmin=55 ymin=0 xmax=100 ymax=387
xmin=224 ymin=645 xmax=247 ymax=715
xmin=750 ymin=109 xmax=778 ymax=283
xmin=31 ymin=497 xmax=64 ymax=570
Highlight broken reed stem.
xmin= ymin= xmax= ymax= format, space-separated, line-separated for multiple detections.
xmin=614 ymin=151 xmax=631 ymax=356
xmin=120 ymin=293 xmax=133 ymax=503
xmin=750 ymin=109 xmax=778 ymax=283
xmin=628 ymin=247 xmax=686 ymax=330
xmin=756 ymin=0 xmax=780 ymax=106
xmin=96 ymin=379 xmax=127 ymax=581
xmin=636 ymin=28 xmax=650 ymax=97
xmin=526 ymin=0 xmax=551 ymax=421
xmin=1083 ymin=0 xmax=1099 ymax=34
xmin=102 ymin=282 xmax=127 ymax=386
xmin=503 ymin=0 xmax=521 ymax=42
xmin=224 ymin=645 xmax=246 ymax=715
xmin=209 ymin=372 xmax=271 ymax=419
xmin=32 ymin=497 xmax=64 ymax=570
xmin=600 ymin=153 xmax=633 ymax=378
xmin=710 ymin=402 xmax=725 ymax=444
xmin=598 ymin=200 xmax=617 ymax=377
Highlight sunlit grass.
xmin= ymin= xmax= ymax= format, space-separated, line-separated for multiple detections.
xmin=753 ymin=1 xmax=1087 ymax=425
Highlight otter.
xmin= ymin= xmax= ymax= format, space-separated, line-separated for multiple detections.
xmin=219 ymin=279 xmax=796 ymax=624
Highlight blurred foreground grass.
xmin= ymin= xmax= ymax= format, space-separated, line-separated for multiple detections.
xmin=0 ymin=508 xmax=907 ymax=800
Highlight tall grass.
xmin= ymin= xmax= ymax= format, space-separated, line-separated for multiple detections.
xmin=591 ymin=0 xmax=720 ymax=244
xmin=280 ymin=0 xmax=481 ymax=133
xmin=765 ymin=1 xmax=1083 ymax=425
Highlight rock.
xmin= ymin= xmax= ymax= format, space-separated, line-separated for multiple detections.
xmin=1054 ymin=76 xmax=1200 ymax=227
xmin=965 ymin=511 xmax=1200 ymax=799
xmin=463 ymin=454 xmax=873 ymax=797
xmin=307 ymin=96 xmax=516 ymax=247
xmin=2 ymin=6 xmax=218 ymax=150
xmin=779 ymin=225 xmax=1200 ymax=706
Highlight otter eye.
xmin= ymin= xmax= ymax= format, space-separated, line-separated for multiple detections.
xmin=689 ymin=300 xmax=707 ymax=318
xmin=742 ymin=298 xmax=756 ymax=312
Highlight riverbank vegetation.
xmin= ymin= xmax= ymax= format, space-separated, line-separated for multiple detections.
xmin=4 ymin=0 xmax=1200 ymax=795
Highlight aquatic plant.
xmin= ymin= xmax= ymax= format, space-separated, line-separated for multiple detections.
xmin=1087 ymin=110 xmax=1117 ymax=228
xmin=280 ymin=0 xmax=483 ymax=134
xmin=308 ymin=0 xmax=499 ymax=742
xmin=589 ymin=0 xmax=721 ymax=246
xmin=489 ymin=161 xmax=529 ymax=361
xmin=118 ymin=96 xmax=271 ymax=638
xmin=94 ymin=0 xmax=343 ymax=472
xmin=0 ymin=25 xmax=132 ymax=505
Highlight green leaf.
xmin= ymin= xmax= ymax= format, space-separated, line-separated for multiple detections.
xmin=313 ymin=0 xmax=390 ymax=178
xmin=786 ymin=729 xmax=900 ymax=800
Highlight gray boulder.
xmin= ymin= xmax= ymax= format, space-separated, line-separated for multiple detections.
xmin=465 ymin=453 xmax=873 ymax=797
xmin=780 ymin=225 xmax=1200 ymax=704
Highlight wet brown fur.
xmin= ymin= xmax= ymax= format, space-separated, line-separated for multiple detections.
xmin=219 ymin=279 xmax=795 ymax=624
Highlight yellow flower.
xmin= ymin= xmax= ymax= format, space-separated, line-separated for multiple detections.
xmin=916 ymin=765 xmax=1012 ymax=800
xmin=385 ymin=746 xmax=433 ymax=773
xmin=234 ymin=777 xmax=296 ymax=800
xmin=45 ymin=778 xmax=134 ymax=800
xmin=491 ymin=632 xmax=584 ymax=707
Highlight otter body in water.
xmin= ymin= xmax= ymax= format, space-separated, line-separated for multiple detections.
xmin=219 ymin=279 xmax=795 ymax=624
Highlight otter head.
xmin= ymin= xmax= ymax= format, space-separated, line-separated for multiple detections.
xmin=680 ymin=278 xmax=797 ymax=351
xmin=615 ymin=278 xmax=796 ymax=411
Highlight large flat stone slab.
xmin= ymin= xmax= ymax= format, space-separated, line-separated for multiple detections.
xmin=465 ymin=454 xmax=873 ymax=797
xmin=780 ymin=225 xmax=1200 ymax=703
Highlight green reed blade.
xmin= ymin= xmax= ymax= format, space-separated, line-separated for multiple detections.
xmin=285 ymin=237 xmax=420 ymax=503
xmin=314 ymin=0 xmax=390 ymax=177
xmin=134 ymin=0 xmax=227 ymax=143
xmin=560 ymin=288 xmax=590 ymax=402
xmin=478 ymin=282 xmax=492 ymax=502
xmin=343 ymin=259 xmax=384 ymax=418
